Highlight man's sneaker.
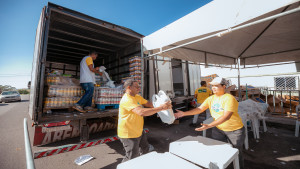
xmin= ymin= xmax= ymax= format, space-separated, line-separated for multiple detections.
xmin=149 ymin=144 xmax=154 ymax=152
xmin=139 ymin=144 xmax=155 ymax=155
xmin=72 ymin=105 xmax=86 ymax=113
xmin=189 ymin=123 xmax=197 ymax=127
xmin=84 ymin=106 xmax=98 ymax=112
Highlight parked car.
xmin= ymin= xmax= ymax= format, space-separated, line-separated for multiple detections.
xmin=0 ymin=91 xmax=21 ymax=103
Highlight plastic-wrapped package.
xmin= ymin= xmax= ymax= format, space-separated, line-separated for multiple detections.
xmin=46 ymin=76 xmax=80 ymax=86
xmin=74 ymin=155 xmax=94 ymax=166
xmin=129 ymin=56 xmax=141 ymax=63
xmin=152 ymin=90 xmax=175 ymax=124
xmin=47 ymin=85 xmax=84 ymax=97
xmin=94 ymin=87 xmax=122 ymax=105
xmin=44 ymin=96 xmax=81 ymax=108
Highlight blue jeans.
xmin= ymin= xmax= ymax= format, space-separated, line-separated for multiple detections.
xmin=76 ymin=83 xmax=94 ymax=108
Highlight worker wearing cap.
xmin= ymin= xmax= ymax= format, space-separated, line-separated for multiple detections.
xmin=175 ymin=77 xmax=245 ymax=169
xmin=190 ymin=81 xmax=212 ymax=127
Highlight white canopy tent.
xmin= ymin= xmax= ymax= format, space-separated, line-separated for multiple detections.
xmin=142 ymin=0 xmax=300 ymax=99
xmin=143 ymin=0 xmax=300 ymax=67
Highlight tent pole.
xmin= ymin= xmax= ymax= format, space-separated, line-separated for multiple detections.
xmin=140 ymin=39 xmax=144 ymax=97
xmin=238 ymin=58 xmax=241 ymax=101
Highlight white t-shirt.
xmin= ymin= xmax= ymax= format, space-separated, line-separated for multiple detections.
xmin=80 ymin=56 xmax=95 ymax=84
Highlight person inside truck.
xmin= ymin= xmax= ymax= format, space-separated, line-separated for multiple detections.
xmin=73 ymin=50 xmax=102 ymax=113
xmin=174 ymin=77 xmax=245 ymax=169
xmin=118 ymin=79 xmax=172 ymax=162
xmin=190 ymin=81 xmax=212 ymax=127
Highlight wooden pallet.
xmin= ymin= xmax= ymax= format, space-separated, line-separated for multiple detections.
xmin=96 ymin=104 xmax=119 ymax=110
xmin=43 ymin=107 xmax=73 ymax=113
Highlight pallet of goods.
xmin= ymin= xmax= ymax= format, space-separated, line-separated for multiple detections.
xmin=44 ymin=72 xmax=85 ymax=112
xmin=95 ymin=87 xmax=123 ymax=110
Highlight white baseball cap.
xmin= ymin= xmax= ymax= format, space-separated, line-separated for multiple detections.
xmin=210 ymin=77 xmax=227 ymax=85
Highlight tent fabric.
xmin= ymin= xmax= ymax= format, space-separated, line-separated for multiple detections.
xmin=143 ymin=0 xmax=300 ymax=66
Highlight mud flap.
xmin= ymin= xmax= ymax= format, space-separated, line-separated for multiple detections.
xmin=80 ymin=119 xmax=89 ymax=142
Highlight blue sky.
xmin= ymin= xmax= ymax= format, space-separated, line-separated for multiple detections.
xmin=0 ymin=0 xmax=212 ymax=89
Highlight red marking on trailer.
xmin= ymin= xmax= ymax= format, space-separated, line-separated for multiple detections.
xmin=47 ymin=149 xmax=58 ymax=156
xmin=78 ymin=143 xmax=86 ymax=149
xmin=33 ymin=121 xmax=117 ymax=146
xmin=69 ymin=145 xmax=77 ymax=151
xmin=87 ymin=142 xmax=94 ymax=147
xmin=95 ymin=140 xmax=102 ymax=145
xmin=58 ymin=147 xmax=68 ymax=154
xmin=103 ymin=138 xmax=112 ymax=143
xmin=33 ymin=128 xmax=150 ymax=159
xmin=36 ymin=152 xmax=46 ymax=159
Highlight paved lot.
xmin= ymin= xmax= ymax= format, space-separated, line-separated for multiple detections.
xmin=0 ymin=95 xmax=299 ymax=169
xmin=0 ymin=95 xmax=31 ymax=169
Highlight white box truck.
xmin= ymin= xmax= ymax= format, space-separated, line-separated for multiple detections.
xmin=29 ymin=3 xmax=201 ymax=146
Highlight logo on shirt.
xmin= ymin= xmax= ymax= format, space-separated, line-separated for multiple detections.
xmin=212 ymin=103 xmax=224 ymax=113
xmin=198 ymin=89 xmax=207 ymax=93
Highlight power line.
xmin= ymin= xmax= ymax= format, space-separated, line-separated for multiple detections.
xmin=0 ymin=74 xmax=31 ymax=77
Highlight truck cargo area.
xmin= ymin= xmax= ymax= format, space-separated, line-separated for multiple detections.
xmin=34 ymin=3 xmax=144 ymax=124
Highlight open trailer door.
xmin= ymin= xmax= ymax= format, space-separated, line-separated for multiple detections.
xmin=155 ymin=56 xmax=174 ymax=98
xmin=29 ymin=6 xmax=49 ymax=121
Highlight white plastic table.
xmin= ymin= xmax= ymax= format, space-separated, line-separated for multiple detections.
xmin=170 ymin=136 xmax=240 ymax=169
xmin=116 ymin=151 xmax=202 ymax=169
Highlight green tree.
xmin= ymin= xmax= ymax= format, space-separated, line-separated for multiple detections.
xmin=0 ymin=85 xmax=16 ymax=92
xmin=18 ymin=89 xmax=30 ymax=94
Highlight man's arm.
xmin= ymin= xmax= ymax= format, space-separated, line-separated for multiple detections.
xmin=174 ymin=105 xmax=207 ymax=118
xmin=143 ymin=101 xmax=154 ymax=108
xmin=195 ymin=111 xmax=233 ymax=131
xmin=132 ymin=101 xmax=171 ymax=117
xmin=88 ymin=65 xmax=102 ymax=75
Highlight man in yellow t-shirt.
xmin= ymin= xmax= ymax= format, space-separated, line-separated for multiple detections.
xmin=118 ymin=79 xmax=172 ymax=162
xmin=191 ymin=81 xmax=212 ymax=127
xmin=175 ymin=77 xmax=245 ymax=169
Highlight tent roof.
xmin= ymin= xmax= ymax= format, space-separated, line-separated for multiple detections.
xmin=143 ymin=0 xmax=300 ymax=66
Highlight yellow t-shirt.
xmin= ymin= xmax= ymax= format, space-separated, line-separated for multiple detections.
xmin=118 ymin=93 xmax=148 ymax=138
xmin=195 ymin=87 xmax=212 ymax=103
xmin=201 ymin=93 xmax=243 ymax=131
xmin=86 ymin=56 xmax=93 ymax=66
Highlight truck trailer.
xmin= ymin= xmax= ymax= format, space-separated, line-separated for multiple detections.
xmin=29 ymin=3 xmax=202 ymax=146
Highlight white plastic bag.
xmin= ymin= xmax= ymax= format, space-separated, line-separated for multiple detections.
xmin=99 ymin=66 xmax=115 ymax=88
xmin=99 ymin=66 xmax=106 ymax=72
xmin=152 ymin=90 xmax=175 ymax=124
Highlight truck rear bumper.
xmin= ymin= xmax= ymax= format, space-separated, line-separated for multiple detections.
xmin=38 ymin=109 xmax=118 ymax=124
